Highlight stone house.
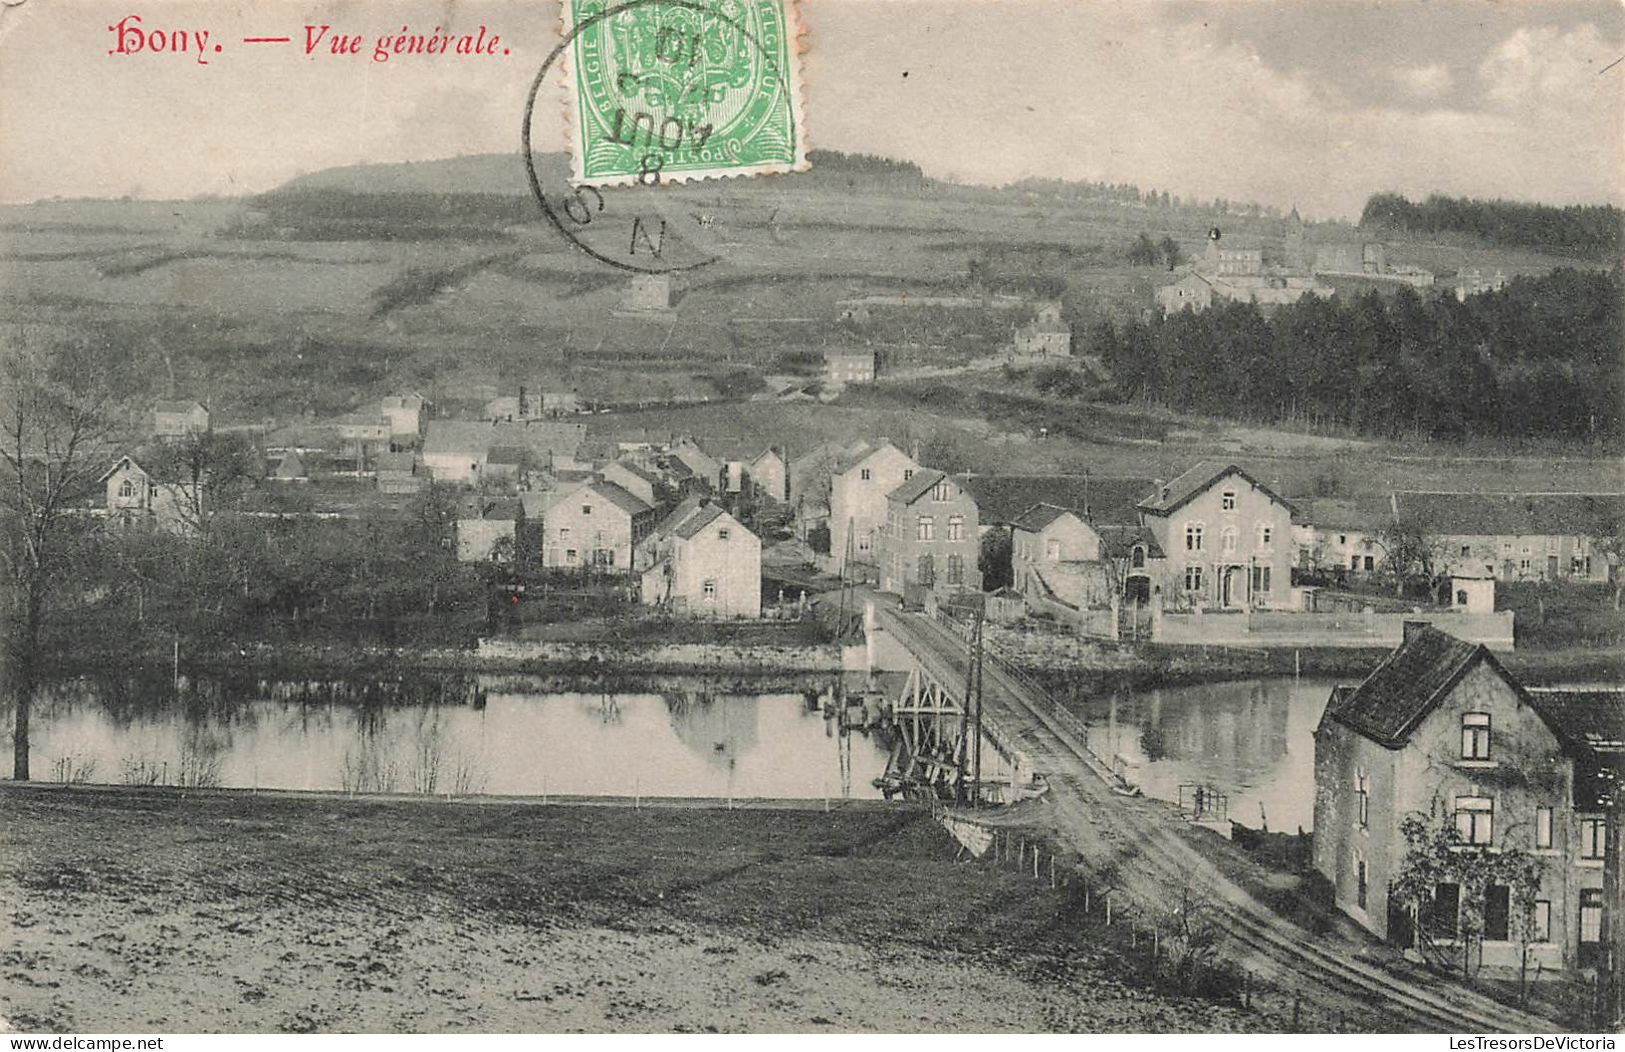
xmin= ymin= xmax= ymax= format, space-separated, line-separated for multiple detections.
xmin=1012 ymin=504 xmax=1113 ymax=609
xmin=539 ymin=480 xmax=656 ymax=571
xmin=336 ymin=414 xmax=392 ymax=467
xmin=456 ymin=498 xmax=521 ymax=563
xmin=829 ymin=440 xmax=920 ymax=575
xmin=824 ymin=349 xmax=877 ymax=386
xmin=1293 ymin=496 xmax=1389 ymax=577
xmin=878 ymin=469 xmax=982 ymax=597
xmin=1392 ymin=491 xmax=1623 ymax=585
xmin=379 ymin=394 xmax=427 ymax=448
xmin=1012 ymin=302 xmax=1071 ymax=357
xmin=152 ymin=400 xmax=210 ymax=439
xmin=100 ymin=455 xmax=199 ymax=534
xmin=420 ymin=421 xmax=587 ymax=487
xmin=599 ymin=459 xmax=664 ymax=508
xmin=639 ymin=502 xmax=761 ymax=618
xmin=1314 ymin=625 xmax=1620 ymax=972
xmin=374 ymin=451 xmax=422 ymax=495
xmin=1137 ymin=463 xmax=1294 ymax=610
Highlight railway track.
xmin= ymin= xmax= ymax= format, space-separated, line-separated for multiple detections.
xmin=887 ymin=608 xmax=1557 ymax=1034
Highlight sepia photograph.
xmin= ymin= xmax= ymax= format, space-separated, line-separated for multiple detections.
xmin=0 ymin=0 xmax=1621 ymax=1039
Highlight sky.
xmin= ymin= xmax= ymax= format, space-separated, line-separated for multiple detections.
xmin=1 ymin=0 xmax=1621 ymax=218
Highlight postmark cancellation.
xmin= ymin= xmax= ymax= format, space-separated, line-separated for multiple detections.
xmin=561 ymin=0 xmax=808 ymax=187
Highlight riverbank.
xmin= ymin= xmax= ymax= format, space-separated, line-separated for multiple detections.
xmin=0 ymin=786 xmax=1259 ymax=1034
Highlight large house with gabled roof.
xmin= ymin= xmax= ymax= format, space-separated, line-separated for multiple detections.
xmin=1137 ymin=462 xmax=1294 ymax=610
xmin=1392 ymin=491 xmax=1623 ymax=585
xmin=877 ymin=469 xmax=981 ymax=598
xmin=1314 ymin=625 xmax=1620 ymax=973
xmin=829 ymin=440 xmax=919 ymax=576
xmin=639 ymin=500 xmax=760 ymax=618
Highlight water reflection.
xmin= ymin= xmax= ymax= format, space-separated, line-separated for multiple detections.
xmin=1081 ymin=678 xmax=1336 ymax=832
xmin=16 ymin=673 xmax=893 ymax=800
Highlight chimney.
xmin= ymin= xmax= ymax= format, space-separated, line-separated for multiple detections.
xmin=1153 ymin=478 xmax=1167 ymax=503
xmin=1402 ymin=620 xmax=1430 ymax=644
xmin=518 ymin=384 xmax=529 ymax=419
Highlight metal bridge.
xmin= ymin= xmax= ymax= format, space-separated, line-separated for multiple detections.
xmin=872 ymin=600 xmax=1558 ymax=1034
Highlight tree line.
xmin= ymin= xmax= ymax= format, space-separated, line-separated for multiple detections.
xmin=1085 ymin=266 xmax=1622 ymax=442
xmin=1359 ymin=192 xmax=1622 ymax=260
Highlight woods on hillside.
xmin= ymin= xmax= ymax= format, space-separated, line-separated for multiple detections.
xmin=1087 ymin=267 xmax=1622 ymax=442
xmin=1360 ymin=192 xmax=1622 ymax=260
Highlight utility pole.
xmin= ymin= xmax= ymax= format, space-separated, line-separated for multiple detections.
xmin=971 ymin=606 xmax=984 ymax=808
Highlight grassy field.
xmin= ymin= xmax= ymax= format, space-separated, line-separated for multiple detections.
xmin=0 ymin=787 xmax=1277 ymax=1033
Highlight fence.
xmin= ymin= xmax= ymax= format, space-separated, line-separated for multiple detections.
xmin=929 ymin=802 xmax=1338 ymax=1030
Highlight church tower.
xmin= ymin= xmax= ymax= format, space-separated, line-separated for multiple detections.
xmin=1284 ymin=207 xmax=1308 ymax=273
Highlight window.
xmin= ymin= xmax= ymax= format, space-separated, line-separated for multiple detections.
xmin=718 ymin=527 xmax=730 ymax=541
xmin=931 ymin=479 xmax=951 ymax=502
xmin=118 ymin=479 xmax=135 ymax=498
xmin=1535 ymin=806 xmax=1553 ymax=850
xmin=1460 ymin=545 xmax=1471 ymax=558
xmin=1519 ymin=558 xmax=1532 ymax=573
xmin=1185 ymin=522 xmax=1204 ymax=552
xmin=1580 ymin=889 xmax=1603 ymax=945
xmin=1221 ymin=526 xmax=1238 ymax=553
xmin=1454 ymin=796 xmax=1493 ymax=845
xmin=582 ymin=504 xmax=592 ymax=515
xmin=1456 ymin=590 xmax=1469 ymax=606
xmin=1500 ymin=541 xmax=1513 ymax=556
xmin=565 ymin=548 xmax=578 ymax=564
xmin=1339 ymin=534 xmax=1348 ymax=546
xmin=902 ymin=469 xmax=914 ymax=481
xmin=1461 ymin=713 xmax=1491 ymax=760
xmin=1222 ymin=489 xmax=1237 ymax=511
xmin=1257 ymin=524 xmax=1273 ymax=548
xmin=1251 ymin=565 xmax=1272 ymax=593
xmin=917 ymin=554 xmax=935 ymax=586
xmin=947 ymin=554 xmax=964 ymax=585
xmin=559 ymin=527 xmax=571 ymax=542
xmin=1131 ymin=545 xmax=1146 ymax=569
xmin=1351 ymin=555 xmax=1361 ymax=570
xmin=1355 ymin=770 xmax=1369 ymax=828
xmin=1355 ymin=855 xmax=1368 ymax=909
xmin=1532 ymin=900 xmax=1552 ymax=943
xmin=1184 ymin=564 xmax=1203 ymax=592
xmin=702 ymin=579 xmax=717 ymax=601
xmin=1045 ymin=538 xmax=1061 ymax=561
xmin=916 ymin=516 xmax=935 ymax=542
xmin=1580 ymin=816 xmax=1606 ymax=860
xmin=1363 ymin=555 xmax=1375 ymax=571
xmin=1430 ymin=883 xmax=1461 ymax=939
xmin=860 ymin=468 xmax=871 ymax=481
xmin=857 ymin=534 xmax=871 ymax=552
xmin=947 ymin=515 xmax=965 ymax=542
xmin=1483 ymin=884 xmax=1510 ymax=942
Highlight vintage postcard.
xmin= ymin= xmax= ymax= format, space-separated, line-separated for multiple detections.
xmin=1 ymin=0 xmax=1622 ymax=1041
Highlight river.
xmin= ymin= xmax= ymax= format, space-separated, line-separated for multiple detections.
xmin=18 ymin=673 xmax=894 ymax=801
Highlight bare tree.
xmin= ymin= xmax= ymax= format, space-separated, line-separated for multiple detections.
xmin=0 ymin=339 xmax=116 ymax=780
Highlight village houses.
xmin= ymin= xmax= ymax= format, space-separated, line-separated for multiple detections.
xmin=1136 ymin=463 xmax=1295 ymax=611
xmin=101 ymin=455 xmax=200 ymax=534
xmin=1012 ymin=302 xmax=1071 ymax=357
xmin=1314 ymin=625 xmax=1620 ymax=973
xmin=829 ymin=440 xmax=920 ymax=576
xmin=152 ymin=400 xmax=210 ymax=439
xmin=455 ymin=497 xmax=521 ymax=563
xmin=824 ymin=349 xmax=877 ymax=387
xmin=378 ymin=393 xmax=427 ymax=449
xmin=539 ymin=479 xmax=656 ymax=571
xmin=639 ymin=499 xmax=762 ymax=618
xmin=1392 ymin=491 xmax=1623 ymax=584
xmin=878 ymin=469 xmax=982 ymax=598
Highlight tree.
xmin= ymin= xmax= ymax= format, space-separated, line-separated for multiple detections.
xmin=1389 ymin=813 xmax=1545 ymax=981
xmin=0 ymin=339 xmax=116 ymax=780
xmin=1126 ymin=232 xmax=1160 ymax=267
xmin=979 ymin=526 xmax=1012 ymax=591
xmin=1373 ymin=519 xmax=1442 ymax=600
xmin=1158 ymin=236 xmax=1182 ymax=271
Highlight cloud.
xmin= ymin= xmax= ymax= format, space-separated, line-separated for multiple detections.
xmin=1394 ymin=63 xmax=1454 ymax=98
xmin=1480 ymin=23 xmax=1615 ymax=108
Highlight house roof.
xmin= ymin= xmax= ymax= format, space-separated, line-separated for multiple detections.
xmin=374 ymin=452 xmax=415 ymax=473
xmin=1296 ymin=496 xmax=1387 ymax=532
xmin=1392 ymin=491 xmax=1625 ymax=538
xmin=1320 ymin=626 xmax=1490 ymax=748
xmin=607 ymin=459 xmax=662 ymax=487
xmin=674 ymin=503 xmax=728 ymax=540
xmin=1096 ymin=523 xmax=1165 ymax=560
xmin=154 ymin=399 xmax=206 ymax=414
xmin=653 ymin=494 xmax=706 ymax=538
xmin=1523 ymin=689 xmax=1625 ymax=752
xmin=962 ymin=475 xmax=1152 ymax=527
xmin=887 ymin=468 xmax=947 ymax=506
xmin=422 ymin=420 xmax=586 ymax=459
xmin=832 ymin=440 xmax=913 ymax=477
xmin=1137 ymin=462 xmax=1293 ymax=517
xmin=483 ymin=498 xmax=523 ymax=521
xmin=586 ymin=480 xmax=654 ymax=517
xmin=487 ymin=445 xmax=526 ymax=466
xmin=1010 ymin=503 xmax=1082 ymax=534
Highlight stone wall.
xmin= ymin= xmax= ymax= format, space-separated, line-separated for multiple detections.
xmin=477 ymin=637 xmax=839 ymax=671
xmin=1155 ymin=609 xmax=1515 ymax=650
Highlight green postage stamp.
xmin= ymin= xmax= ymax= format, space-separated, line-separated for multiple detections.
xmin=563 ymin=0 xmax=808 ymax=186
